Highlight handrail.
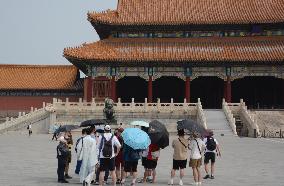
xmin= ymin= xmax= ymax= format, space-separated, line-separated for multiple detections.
xmin=239 ymin=100 xmax=260 ymax=137
xmin=222 ymin=99 xmax=238 ymax=136
xmin=0 ymin=107 xmax=49 ymax=131
xmin=196 ymin=98 xmax=207 ymax=129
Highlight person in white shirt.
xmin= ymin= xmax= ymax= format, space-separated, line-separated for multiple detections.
xmin=97 ymin=125 xmax=121 ymax=186
xmin=188 ymin=133 xmax=206 ymax=185
xmin=79 ymin=128 xmax=98 ymax=186
xmin=203 ymin=130 xmax=221 ymax=180
xmin=27 ymin=124 xmax=32 ymax=136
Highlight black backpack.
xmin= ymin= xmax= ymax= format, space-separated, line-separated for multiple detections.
xmin=206 ymin=137 xmax=216 ymax=151
xmin=129 ymin=148 xmax=141 ymax=160
xmin=101 ymin=135 xmax=114 ymax=158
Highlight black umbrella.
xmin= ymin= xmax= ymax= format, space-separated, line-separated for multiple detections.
xmin=177 ymin=119 xmax=206 ymax=134
xmin=80 ymin=119 xmax=106 ymax=127
xmin=148 ymin=120 xmax=169 ymax=149
xmin=55 ymin=125 xmax=80 ymax=133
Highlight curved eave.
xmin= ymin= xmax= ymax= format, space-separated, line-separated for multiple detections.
xmin=89 ymin=19 xmax=284 ymax=39
xmin=65 ymin=56 xmax=284 ymax=68
xmin=89 ymin=18 xmax=284 ymax=26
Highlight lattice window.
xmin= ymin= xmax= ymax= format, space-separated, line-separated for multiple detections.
xmin=93 ymin=80 xmax=111 ymax=98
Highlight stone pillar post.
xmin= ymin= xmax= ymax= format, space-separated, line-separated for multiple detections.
xmin=185 ymin=77 xmax=191 ymax=103
xmin=111 ymin=76 xmax=117 ymax=102
xmin=148 ymin=76 xmax=153 ymax=103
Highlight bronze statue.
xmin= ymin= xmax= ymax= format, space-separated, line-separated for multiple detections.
xmin=103 ymin=98 xmax=116 ymax=124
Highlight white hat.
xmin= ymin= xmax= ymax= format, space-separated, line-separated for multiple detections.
xmin=104 ymin=125 xmax=111 ymax=131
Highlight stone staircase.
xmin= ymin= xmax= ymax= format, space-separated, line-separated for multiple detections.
xmin=0 ymin=105 xmax=53 ymax=134
xmin=204 ymin=110 xmax=234 ymax=136
xmin=233 ymin=114 xmax=249 ymax=137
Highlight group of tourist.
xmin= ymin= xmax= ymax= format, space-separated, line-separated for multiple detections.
xmin=169 ymin=129 xmax=221 ymax=185
xmin=55 ymin=125 xmax=221 ymax=186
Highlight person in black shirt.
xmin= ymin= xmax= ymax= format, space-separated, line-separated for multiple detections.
xmin=57 ymin=139 xmax=69 ymax=183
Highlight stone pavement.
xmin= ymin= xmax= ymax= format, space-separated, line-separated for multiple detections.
xmin=0 ymin=132 xmax=284 ymax=186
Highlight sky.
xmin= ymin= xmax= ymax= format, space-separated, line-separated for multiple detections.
xmin=0 ymin=0 xmax=117 ymax=66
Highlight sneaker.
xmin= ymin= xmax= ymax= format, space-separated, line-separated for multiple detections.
xmin=168 ymin=179 xmax=173 ymax=185
xmin=189 ymin=183 xmax=198 ymax=185
xmin=146 ymin=178 xmax=152 ymax=183
xmin=203 ymin=175 xmax=210 ymax=179
xmin=91 ymin=181 xmax=99 ymax=185
xmin=210 ymin=175 xmax=215 ymax=179
xmin=197 ymin=182 xmax=202 ymax=185
xmin=179 ymin=180 xmax=183 ymax=186
xmin=58 ymin=180 xmax=69 ymax=183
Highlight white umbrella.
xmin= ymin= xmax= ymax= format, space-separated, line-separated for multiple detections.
xmin=130 ymin=120 xmax=149 ymax=127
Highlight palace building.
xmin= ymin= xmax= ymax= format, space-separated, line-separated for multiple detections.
xmin=0 ymin=65 xmax=82 ymax=118
xmin=63 ymin=0 xmax=284 ymax=109
xmin=2 ymin=0 xmax=283 ymax=113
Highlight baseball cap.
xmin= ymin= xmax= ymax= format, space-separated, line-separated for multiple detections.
xmin=104 ymin=125 xmax=111 ymax=131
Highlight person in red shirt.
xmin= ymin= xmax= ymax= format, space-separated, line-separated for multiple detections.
xmin=145 ymin=144 xmax=160 ymax=183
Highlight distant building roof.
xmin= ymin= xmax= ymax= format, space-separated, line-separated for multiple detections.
xmin=64 ymin=37 xmax=284 ymax=64
xmin=88 ymin=0 xmax=284 ymax=25
xmin=0 ymin=65 xmax=80 ymax=90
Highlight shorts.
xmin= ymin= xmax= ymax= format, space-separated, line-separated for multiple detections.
xmin=142 ymin=157 xmax=147 ymax=167
xmin=189 ymin=158 xmax=202 ymax=168
xmin=204 ymin=152 xmax=216 ymax=164
xmin=145 ymin=159 xmax=158 ymax=170
xmin=173 ymin=159 xmax=187 ymax=170
xmin=124 ymin=161 xmax=138 ymax=172
xmin=99 ymin=158 xmax=115 ymax=171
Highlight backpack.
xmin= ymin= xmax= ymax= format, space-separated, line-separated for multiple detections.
xmin=129 ymin=148 xmax=141 ymax=160
xmin=101 ymin=135 xmax=114 ymax=158
xmin=75 ymin=137 xmax=83 ymax=153
xmin=206 ymin=137 xmax=216 ymax=151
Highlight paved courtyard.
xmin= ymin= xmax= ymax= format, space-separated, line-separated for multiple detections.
xmin=0 ymin=132 xmax=284 ymax=186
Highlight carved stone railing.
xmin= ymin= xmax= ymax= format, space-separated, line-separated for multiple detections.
xmin=51 ymin=97 xmax=198 ymax=114
xmin=196 ymin=98 xmax=207 ymax=129
xmin=1 ymin=97 xmax=207 ymax=133
xmin=0 ymin=102 xmax=52 ymax=133
xmin=239 ymin=99 xmax=260 ymax=137
xmin=222 ymin=99 xmax=238 ymax=136
xmin=222 ymin=99 xmax=260 ymax=137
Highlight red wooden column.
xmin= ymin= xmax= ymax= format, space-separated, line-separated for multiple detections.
xmin=111 ymin=76 xmax=117 ymax=102
xmin=84 ymin=76 xmax=93 ymax=102
xmin=185 ymin=77 xmax=191 ymax=103
xmin=223 ymin=81 xmax=227 ymax=101
xmin=148 ymin=76 xmax=153 ymax=103
xmin=225 ymin=76 xmax=232 ymax=103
